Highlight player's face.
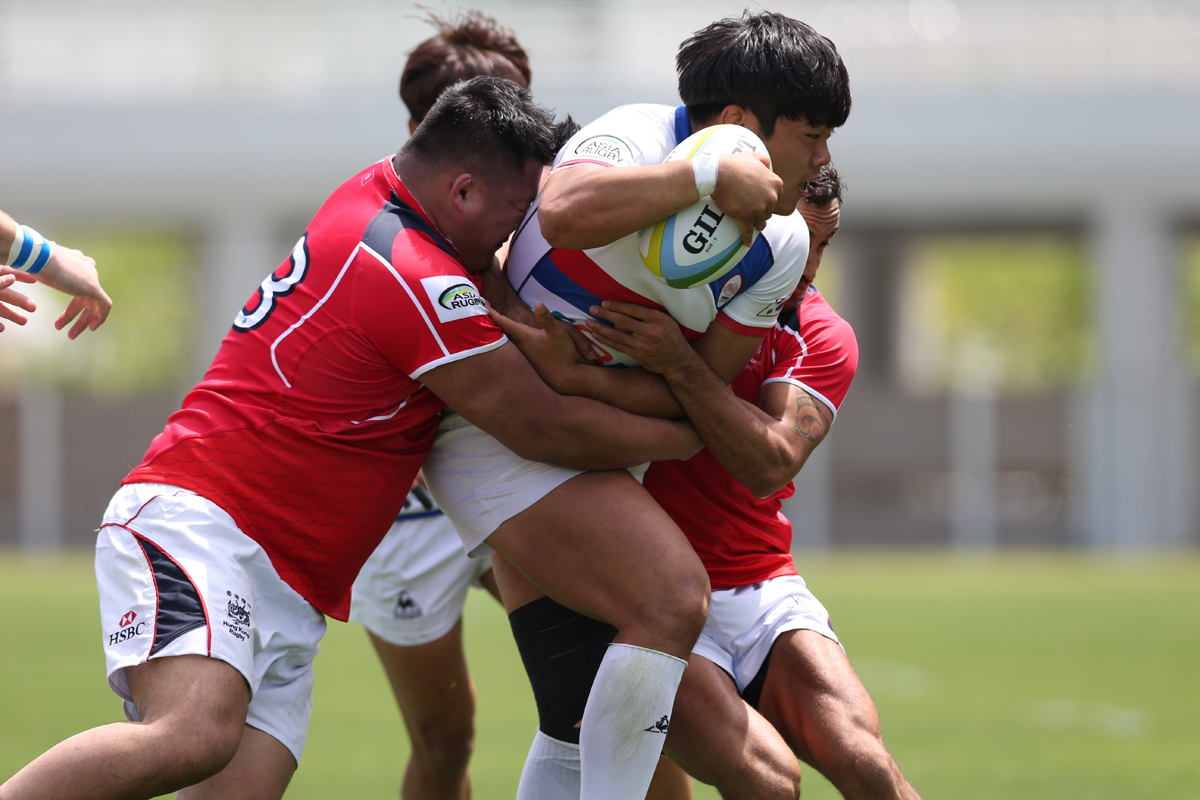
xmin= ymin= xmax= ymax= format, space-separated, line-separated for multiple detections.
xmin=749 ymin=116 xmax=835 ymax=215
xmin=456 ymin=160 xmax=543 ymax=271
xmin=797 ymin=199 xmax=840 ymax=281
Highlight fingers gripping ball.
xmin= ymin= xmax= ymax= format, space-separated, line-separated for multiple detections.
xmin=637 ymin=125 xmax=771 ymax=289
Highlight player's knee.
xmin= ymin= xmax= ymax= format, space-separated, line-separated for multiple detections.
xmin=411 ymin=718 xmax=475 ymax=778
xmin=150 ymin=714 xmax=243 ymax=785
xmin=638 ymin=561 xmax=708 ymax=647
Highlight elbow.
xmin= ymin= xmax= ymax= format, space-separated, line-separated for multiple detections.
xmin=744 ymin=455 xmax=803 ymax=499
xmin=538 ymin=202 xmax=577 ymax=250
xmin=748 ymin=474 xmax=788 ymax=500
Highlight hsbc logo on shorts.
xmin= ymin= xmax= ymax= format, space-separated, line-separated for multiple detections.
xmin=108 ymin=610 xmax=148 ymax=647
xmin=421 ymin=275 xmax=488 ymax=324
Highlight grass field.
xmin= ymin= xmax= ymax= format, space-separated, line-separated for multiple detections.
xmin=2 ymin=550 xmax=1197 ymax=799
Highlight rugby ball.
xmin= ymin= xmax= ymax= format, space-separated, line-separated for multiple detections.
xmin=638 ymin=125 xmax=771 ymax=289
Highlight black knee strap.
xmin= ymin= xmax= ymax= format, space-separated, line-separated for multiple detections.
xmin=508 ymin=597 xmax=618 ymax=744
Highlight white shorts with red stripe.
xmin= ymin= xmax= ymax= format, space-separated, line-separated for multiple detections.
xmin=96 ymin=483 xmax=325 ymax=763
xmin=692 ymin=574 xmax=840 ymax=696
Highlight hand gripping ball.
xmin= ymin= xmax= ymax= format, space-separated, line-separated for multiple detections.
xmin=637 ymin=125 xmax=771 ymax=289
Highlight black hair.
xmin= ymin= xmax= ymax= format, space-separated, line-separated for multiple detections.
xmin=804 ymin=165 xmax=844 ymax=208
xmin=402 ymin=76 xmax=578 ymax=182
xmin=677 ymin=11 xmax=851 ymax=137
xmin=400 ymin=9 xmax=532 ymax=123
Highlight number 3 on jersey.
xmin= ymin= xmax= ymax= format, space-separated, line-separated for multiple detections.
xmin=234 ymin=235 xmax=310 ymax=332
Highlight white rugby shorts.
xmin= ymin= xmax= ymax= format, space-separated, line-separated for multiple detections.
xmin=692 ymin=574 xmax=840 ymax=694
xmin=96 ymin=483 xmax=326 ymax=763
xmin=422 ymin=412 xmax=584 ymax=557
xmin=349 ymin=510 xmax=492 ymax=646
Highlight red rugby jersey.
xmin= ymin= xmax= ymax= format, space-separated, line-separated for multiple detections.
xmin=643 ymin=286 xmax=857 ymax=589
xmin=125 ymin=157 xmax=506 ymax=619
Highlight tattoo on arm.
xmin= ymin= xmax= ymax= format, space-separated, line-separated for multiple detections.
xmin=787 ymin=389 xmax=833 ymax=443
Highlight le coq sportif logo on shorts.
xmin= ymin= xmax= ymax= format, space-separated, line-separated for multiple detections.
xmin=421 ymin=275 xmax=487 ymax=324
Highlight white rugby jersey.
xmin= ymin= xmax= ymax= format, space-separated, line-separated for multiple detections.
xmin=506 ymin=104 xmax=809 ymax=366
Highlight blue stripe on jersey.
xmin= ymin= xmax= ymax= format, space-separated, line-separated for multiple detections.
xmin=674 ymin=106 xmax=690 ymax=145
xmin=362 ymin=191 xmax=456 ymax=264
xmin=708 ymin=234 xmax=777 ymax=307
xmin=527 ymin=253 xmax=616 ymax=327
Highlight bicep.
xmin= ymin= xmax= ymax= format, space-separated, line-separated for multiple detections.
xmin=419 ymin=341 xmax=554 ymax=448
xmin=692 ymin=322 xmax=767 ymax=383
xmin=758 ymin=381 xmax=835 ymax=457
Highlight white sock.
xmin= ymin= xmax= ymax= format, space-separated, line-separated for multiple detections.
xmin=579 ymin=643 xmax=687 ymax=800
xmin=516 ymin=729 xmax=582 ymax=800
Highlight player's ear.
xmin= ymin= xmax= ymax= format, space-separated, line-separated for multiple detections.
xmin=717 ymin=105 xmax=750 ymax=126
xmin=449 ymin=173 xmax=477 ymax=212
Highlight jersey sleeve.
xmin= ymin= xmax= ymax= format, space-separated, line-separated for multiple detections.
xmin=717 ymin=212 xmax=808 ymax=336
xmin=554 ymin=105 xmax=677 ymax=172
xmin=354 ymin=235 xmax=506 ymax=379
xmin=763 ymin=290 xmax=858 ymax=417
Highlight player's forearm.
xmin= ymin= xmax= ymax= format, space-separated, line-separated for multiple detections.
xmin=479 ymin=261 xmax=537 ymax=326
xmin=539 ymin=162 xmax=698 ymax=250
xmin=663 ymin=353 xmax=806 ymax=497
xmin=562 ymin=362 xmax=686 ymax=420
xmin=519 ymin=394 xmax=701 ymax=470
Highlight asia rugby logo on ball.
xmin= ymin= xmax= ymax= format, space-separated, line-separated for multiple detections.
xmin=638 ymin=125 xmax=771 ymax=289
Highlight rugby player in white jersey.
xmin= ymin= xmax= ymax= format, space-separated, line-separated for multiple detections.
xmin=495 ymin=168 xmax=922 ymax=800
xmin=420 ymin=12 xmax=851 ymax=800
xmin=0 ymin=209 xmax=112 ymax=337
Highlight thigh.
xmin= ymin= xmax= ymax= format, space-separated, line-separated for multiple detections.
xmin=486 ymin=470 xmax=708 ymax=637
xmin=491 ymin=553 xmax=546 ymax=614
xmin=126 ymin=653 xmax=250 ymax=732
xmin=664 ymin=655 xmax=799 ymax=800
xmin=368 ymin=619 xmax=475 ymax=737
xmin=757 ymin=630 xmax=882 ymax=768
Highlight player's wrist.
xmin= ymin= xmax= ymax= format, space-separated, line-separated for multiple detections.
xmin=6 ymin=224 xmax=53 ymax=275
xmin=692 ymin=154 xmax=720 ymax=200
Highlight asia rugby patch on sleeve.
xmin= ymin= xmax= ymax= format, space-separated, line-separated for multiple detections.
xmin=565 ymin=135 xmax=634 ymax=167
xmin=421 ymin=275 xmax=487 ymax=324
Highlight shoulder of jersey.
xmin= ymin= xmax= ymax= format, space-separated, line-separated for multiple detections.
xmin=800 ymin=288 xmax=857 ymax=347
xmin=558 ymin=104 xmax=676 ymax=170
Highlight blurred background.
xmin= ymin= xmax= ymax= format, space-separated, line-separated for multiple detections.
xmin=3 ymin=0 xmax=1200 ymax=552
xmin=1 ymin=2 xmax=1199 ymax=798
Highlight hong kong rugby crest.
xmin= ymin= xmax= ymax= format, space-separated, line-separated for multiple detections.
xmin=223 ymin=591 xmax=251 ymax=642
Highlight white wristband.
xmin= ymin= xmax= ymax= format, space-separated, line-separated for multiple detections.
xmin=7 ymin=224 xmax=53 ymax=274
xmin=693 ymin=153 xmax=720 ymax=199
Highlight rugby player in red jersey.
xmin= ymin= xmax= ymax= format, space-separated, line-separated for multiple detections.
xmin=346 ymin=12 xmax=528 ymax=800
xmin=349 ymin=12 xmax=692 ymax=800
xmin=0 ymin=78 xmax=703 ymax=800
xmin=493 ymin=168 xmax=921 ymax=800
